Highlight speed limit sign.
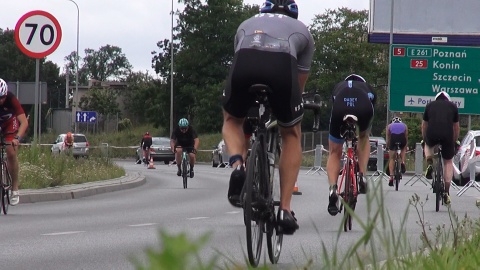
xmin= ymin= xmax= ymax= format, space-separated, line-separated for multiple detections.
xmin=14 ymin=10 xmax=62 ymax=58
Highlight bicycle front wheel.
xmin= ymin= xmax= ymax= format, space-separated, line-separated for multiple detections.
xmin=244 ymin=140 xmax=264 ymax=267
xmin=182 ymin=158 xmax=188 ymax=189
xmin=1 ymin=164 xmax=10 ymax=215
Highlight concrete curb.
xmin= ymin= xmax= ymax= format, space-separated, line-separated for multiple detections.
xmin=18 ymin=172 xmax=146 ymax=204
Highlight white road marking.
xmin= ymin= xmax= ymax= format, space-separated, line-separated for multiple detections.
xmin=41 ymin=231 xmax=85 ymax=236
xmin=187 ymin=217 xmax=209 ymax=220
xmin=128 ymin=223 xmax=157 ymax=227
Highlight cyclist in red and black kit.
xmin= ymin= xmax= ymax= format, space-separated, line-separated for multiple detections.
xmin=140 ymin=132 xmax=153 ymax=164
xmin=0 ymin=78 xmax=29 ymax=206
xmin=222 ymin=0 xmax=315 ymax=234
xmin=326 ymin=74 xmax=376 ymax=216
xmin=170 ymin=118 xmax=200 ymax=178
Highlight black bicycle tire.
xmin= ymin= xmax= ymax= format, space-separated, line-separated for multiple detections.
xmin=267 ymin=132 xmax=283 ymax=264
xmin=245 ymin=140 xmax=264 ymax=267
xmin=182 ymin=156 xmax=188 ymax=189
xmin=1 ymin=163 xmax=9 ymax=215
xmin=435 ymin=158 xmax=442 ymax=212
xmin=343 ymin=158 xmax=351 ymax=232
xmin=395 ymin=156 xmax=400 ymax=191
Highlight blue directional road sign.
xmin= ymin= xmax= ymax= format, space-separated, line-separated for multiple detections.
xmin=76 ymin=111 xmax=97 ymax=123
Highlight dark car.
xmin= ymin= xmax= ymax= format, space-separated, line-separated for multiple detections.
xmin=136 ymin=137 xmax=175 ymax=164
xmin=368 ymin=136 xmax=389 ymax=171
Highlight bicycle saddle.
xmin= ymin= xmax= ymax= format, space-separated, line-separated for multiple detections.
xmin=343 ymin=114 xmax=358 ymax=123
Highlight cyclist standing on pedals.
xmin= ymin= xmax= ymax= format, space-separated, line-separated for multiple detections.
xmin=140 ymin=131 xmax=153 ymax=164
xmin=0 ymin=78 xmax=29 ymax=206
xmin=222 ymin=0 xmax=314 ymax=235
xmin=170 ymin=118 xmax=199 ymax=178
xmin=422 ymin=91 xmax=459 ymax=205
xmin=386 ymin=116 xmax=408 ymax=186
xmin=326 ymin=74 xmax=376 ymax=216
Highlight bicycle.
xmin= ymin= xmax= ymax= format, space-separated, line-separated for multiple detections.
xmin=337 ymin=114 xmax=360 ymax=232
xmin=0 ymin=134 xmax=13 ymax=215
xmin=176 ymin=147 xmax=192 ymax=189
xmin=431 ymin=145 xmax=446 ymax=212
xmin=393 ymin=142 xmax=402 ymax=191
xmin=241 ymin=84 xmax=320 ymax=267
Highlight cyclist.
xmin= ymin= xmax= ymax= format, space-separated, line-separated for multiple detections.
xmin=222 ymin=0 xmax=314 ymax=234
xmin=386 ymin=116 xmax=408 ymax=186
xmin=64 ymin=132 xmax=74 ymax=150
xmin=140 ymin=132 xmax=153 ymax=164
xmin=0 ymin=78 xmax=29 ymax=206
xmin=170 ymin=118 xmax=199 ymax=178
xmin=326 ymin=74 xmax=376 ymax=216
xmin=422 ymin=91 xmax=459 ymax=205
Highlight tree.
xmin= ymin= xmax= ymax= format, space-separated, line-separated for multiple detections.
xmin=307 ymin=8 xmax=389 ymax=133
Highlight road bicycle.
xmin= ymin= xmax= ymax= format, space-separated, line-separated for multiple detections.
xmin=0 ymin=134 xmax=13 ymax=215
xmin=432 ymin=145 xmax=446 ymax=212
xmin=176 ymin=147 xmax=192 ymax=189
xmin=241 ymin=85 xmax=320 ymax=267
xmin=337 ymin=114 xmax=360 ymax=232
xmin=393 ymin=142 xmax=402 ymax=191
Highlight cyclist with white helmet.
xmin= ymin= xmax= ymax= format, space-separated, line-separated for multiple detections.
xmin=222 ymin=0 xmax=314 ymax=234
xmin=386 ymin=116 xmax=408 ymax=186
xmin=422 ymin=91 xmax=459 ymax=205
xmin=327 ymin=74 xmax=376 ymax=216
xmin=170 ymin=118 xmax=199 ymax=178
xmin=0 ymin=78 xmax=29 ymax=206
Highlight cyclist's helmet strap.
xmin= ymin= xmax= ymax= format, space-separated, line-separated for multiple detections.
xmin=260 ymin=0 xmax=298 ymax=19
xmin=178 ymin=118 xmax=189 ymax=127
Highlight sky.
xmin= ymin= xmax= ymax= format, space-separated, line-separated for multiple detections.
xmin=1 ymin=0 xmax=369 ymax=74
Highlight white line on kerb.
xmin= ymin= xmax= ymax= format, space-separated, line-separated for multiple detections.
xmin=41 ymin=231 xmax=85 ymax=236
xmin=128 ymin=223 xmax=157 ymax=227
xmin=187 ymin=217 xmax=209 ymax=220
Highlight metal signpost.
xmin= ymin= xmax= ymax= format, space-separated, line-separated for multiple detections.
xmin=15 ymin=10 xmax=62 ymax=143
xmin=390 ymin=44 xmax=480 ymax=114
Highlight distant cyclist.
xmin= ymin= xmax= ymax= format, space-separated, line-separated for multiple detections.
xmin=326 ymin=74 xmax=376 ymax=216
xmin=140 ymin=132 xmax=153 ymax=164
xmin=222 ymin=0 xmax=314 ymax=234
xmin=0 ymin=78 xmax=29 ymax=206
xmin=170 ymin=118 xmax=199 ymax=178
xmin=422 ymin=91 xmax=459 ymax=205
xmin=386 ymin=116 xmax=408 ymax=186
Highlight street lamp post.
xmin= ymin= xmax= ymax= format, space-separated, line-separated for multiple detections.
xmin=170 ymin=0 xmax=174 ymax=137
xmin=65 ymin=0 xmax=80 ymax=133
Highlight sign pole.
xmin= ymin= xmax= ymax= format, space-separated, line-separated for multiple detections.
xmin=34 ymin=59 xmax=39 ymax=144
xmin=387 ymin=0 xmax=395 ymax=124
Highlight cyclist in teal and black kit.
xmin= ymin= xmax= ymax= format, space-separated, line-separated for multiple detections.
xmin=170 ymin=118 xmax=200 ymax=178
xmin=222 ymin=0 xmax=315 ymax=234
xmin=326 ymin=74 xmax=376 ymax=216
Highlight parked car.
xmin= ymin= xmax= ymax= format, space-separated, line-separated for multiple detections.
xmin=453 ymin=130 xmax=480 ymax=185
xmin=368 ymin=136 xmax=389 ymax=171
xmin=212 ymin=139 xmax=228 ymax=167
xmin=51 ymin=133 xmax=90 ymax=158
xmin=136 ymin=137 xmax=175 ymax=164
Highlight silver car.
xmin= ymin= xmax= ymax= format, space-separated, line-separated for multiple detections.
xmin=212 ymin=139 xmax=228 ymax=167
xmin=136 ymin=137 xmax=175 ymax=164
xmin=453 ymin=130 xmax=480 ymax=184
xmin=51 ymin=133 xmax=90 ymax=158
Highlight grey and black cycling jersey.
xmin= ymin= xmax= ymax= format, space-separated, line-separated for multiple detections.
xmin=234 ymin=13 xmax=315 ymax=73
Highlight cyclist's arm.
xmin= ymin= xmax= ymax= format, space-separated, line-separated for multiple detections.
xmin=193 ymin=138 xmax=200 ymax=153
xmin=386 ymin=124 xmax=391 ymax=146
xmin=405 ymin=125 xmax=409 ymax=148
xmin=453 ymin=122 xmax=460 ymax=142
xmin=421 ymin=120 xmax=427 ymax=139
xmin=298 ymin=73 xmax=309 ymax=93
xmin=170 ymin=139 xmax=176 ymax=153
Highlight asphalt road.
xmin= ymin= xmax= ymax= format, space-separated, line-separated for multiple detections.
xmin=1 ymin=161 xmax=479 ymax=269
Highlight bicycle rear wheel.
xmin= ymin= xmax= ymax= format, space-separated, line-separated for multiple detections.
xmin=394 ymin=158 xmax=401 ymax=191
xmin=244 ymin=140 xmax=264 ymax=267
xmin=266 ymin=138 xmax=283 ymax=264
xmin=182 ymin=158 xmax=188 ymax=189
xmin=434 ymin=159 xmax=443 ymax=212
xmin=343 ymin=160 xmax=352 ymax=232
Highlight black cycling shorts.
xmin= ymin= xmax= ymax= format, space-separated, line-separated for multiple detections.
xmin=425 ymin=132 xmax=455 ymax=160
xmin=329 ymin=88 xmax=374 ymax=144
xmin=389 ymin=133 xmax=407 ymax=150
xmin=222 ymin=49 xmax=303 ymax=127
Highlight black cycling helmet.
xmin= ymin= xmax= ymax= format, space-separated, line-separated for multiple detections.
xmin=344 ymin=74 xmax=366 ymax=82
xmin=260 ymin=0 xmax=298 ymax=19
